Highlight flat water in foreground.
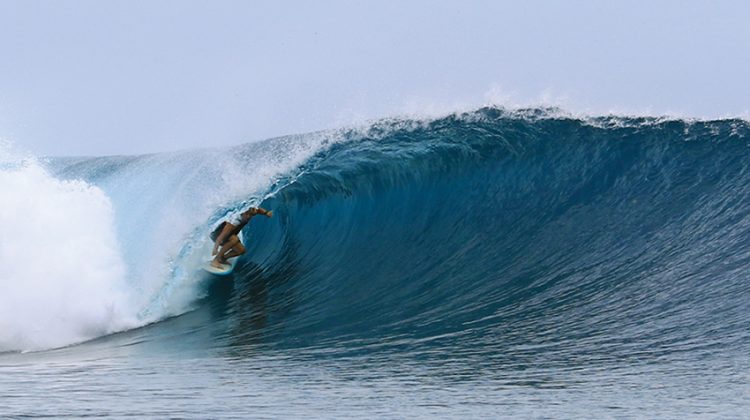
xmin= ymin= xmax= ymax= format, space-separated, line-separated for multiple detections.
xmin=1 ymin=312 xmax=747 ymax=419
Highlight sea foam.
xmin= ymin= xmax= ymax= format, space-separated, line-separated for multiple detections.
xmin=0 ymin=154 xmax=135 ymax=352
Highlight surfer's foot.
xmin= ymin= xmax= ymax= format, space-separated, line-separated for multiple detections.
xmin=210 ymin=260 xmax=227 ymax=269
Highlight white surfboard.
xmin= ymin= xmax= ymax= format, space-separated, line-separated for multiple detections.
xmin=202 ymin=259 xmax=237 ymax=276
xmin=202 ymin=236 xmax=242 ymax=276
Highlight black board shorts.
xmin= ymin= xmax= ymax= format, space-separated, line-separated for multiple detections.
xmin=210 ymin=222 xmax=231 ymax=245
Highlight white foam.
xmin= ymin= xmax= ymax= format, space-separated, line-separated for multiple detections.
xmin=0 ymin=151 xmax=136 ymax=352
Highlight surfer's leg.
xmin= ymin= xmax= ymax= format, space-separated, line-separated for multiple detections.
xmin=210 ymin=258 xmax=226 ymax=268
xmin=218 ymin=235 xmax=240 ymax=263
xmin=210 ymin=247 xmax=228 ymax=268
xmin=222 ymin=241 xmax=246 ymax=260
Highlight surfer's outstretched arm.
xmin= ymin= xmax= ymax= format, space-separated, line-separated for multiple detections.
xmin=253 ymin=207 xmax=273 ymax=218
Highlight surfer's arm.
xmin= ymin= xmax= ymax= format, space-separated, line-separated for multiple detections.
xmin=253 ymin=207 xmax=273 ymax=218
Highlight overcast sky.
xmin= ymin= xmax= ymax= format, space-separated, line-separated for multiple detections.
xmin=1 ymin=0 xmax=748 ymax=156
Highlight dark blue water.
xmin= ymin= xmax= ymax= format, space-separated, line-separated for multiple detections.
xmin=2 ymin=107 xmax=749 ymax=418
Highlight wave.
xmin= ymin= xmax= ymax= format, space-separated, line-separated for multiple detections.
xmin=232 ymin=108 xmax=750 ymax=363
xmin=3 ymin=107 xmax=750 ymax=359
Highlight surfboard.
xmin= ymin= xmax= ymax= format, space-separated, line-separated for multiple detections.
xmin=203 ymin=259 xmax=236 ymax=276
xmin=202 ymin=234 xmax=242 ymax=276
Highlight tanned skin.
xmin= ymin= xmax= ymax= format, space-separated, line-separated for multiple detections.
xmin=211 ymin=207 xmax=273 ymax=268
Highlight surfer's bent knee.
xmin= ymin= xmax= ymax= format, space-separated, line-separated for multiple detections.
xmin=224 ymin=235 xmax=239 ymax=247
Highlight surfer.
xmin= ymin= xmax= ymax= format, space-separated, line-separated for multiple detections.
xmin=210 ymin=207 xmax=273 ymax=268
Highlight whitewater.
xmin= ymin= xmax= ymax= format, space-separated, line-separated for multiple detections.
xmin=1 ymin=107 xmax=749 ymax=418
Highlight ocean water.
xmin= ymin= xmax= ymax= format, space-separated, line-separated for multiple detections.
xmin=1 ymin=107 xmax=749 ymax=418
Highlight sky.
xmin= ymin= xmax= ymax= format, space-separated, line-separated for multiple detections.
xmin=0 ymin=0 xmax=748 ymax=156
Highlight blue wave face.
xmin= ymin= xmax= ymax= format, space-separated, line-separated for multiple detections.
xmin=209 ymin=108 xmax=750 ymax=369
xmin=39 ymin=107 xmax=750 ymax=369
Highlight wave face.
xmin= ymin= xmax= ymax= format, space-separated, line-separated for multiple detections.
xmin=236 ymin=108 xmax=750 ymax=369
xmin=4 ymin=107 xmax=750 ymax=370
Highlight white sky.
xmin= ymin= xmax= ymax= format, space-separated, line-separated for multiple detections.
xmin=1 ymin=0 xmax=749 ymax=156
